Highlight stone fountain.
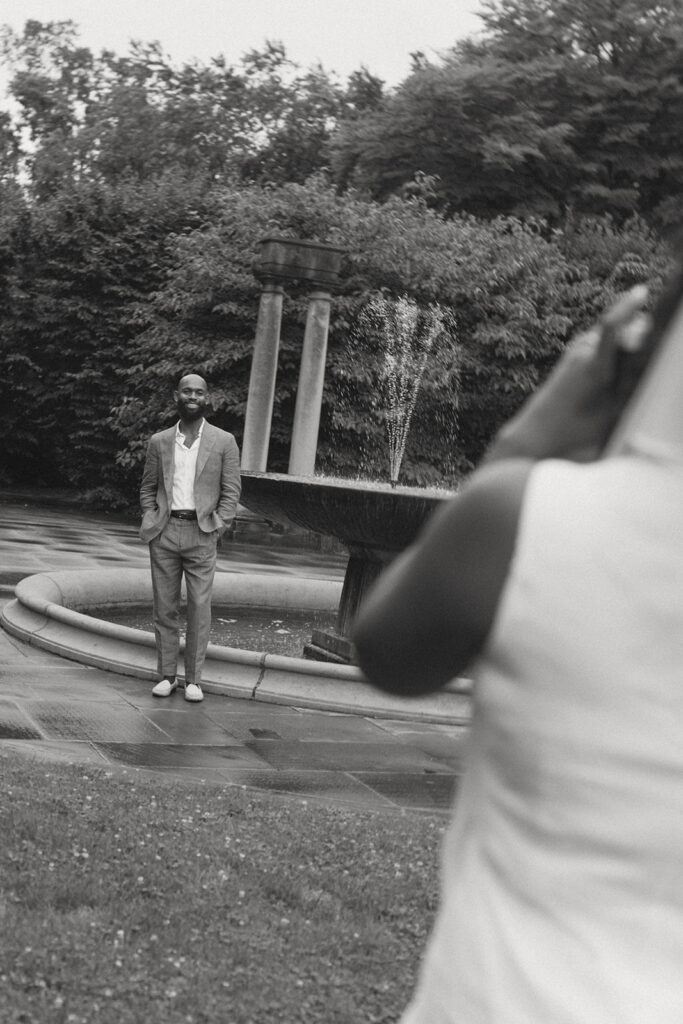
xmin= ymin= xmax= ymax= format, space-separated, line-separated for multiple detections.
xmin=240 ymin=237 xmax=452 ymax=663
xmin=0 ymin=235 xmax=467 ymax=724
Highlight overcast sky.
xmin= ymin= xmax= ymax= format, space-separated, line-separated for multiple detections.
xmin=0 ymin=0 xmax=485 ymax=86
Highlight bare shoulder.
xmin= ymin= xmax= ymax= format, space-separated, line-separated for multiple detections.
xmin=353 ymin=458 xmax=534 ymax=695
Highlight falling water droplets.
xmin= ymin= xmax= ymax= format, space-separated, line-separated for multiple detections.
xmin=360 ymin=295 xmax=451 ymax=484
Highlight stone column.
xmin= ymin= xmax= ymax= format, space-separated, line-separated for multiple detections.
xmin=241 ymin=281 xmax=284 ymax=471
xmin=288 ymin=290 xmax=332 ymax=477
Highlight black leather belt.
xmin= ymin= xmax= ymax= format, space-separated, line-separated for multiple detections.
xmin=170 ymin=510 xmax=197 ymax=520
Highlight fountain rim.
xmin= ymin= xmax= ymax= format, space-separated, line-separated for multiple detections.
xmin=240 ymin=469 xmax=456 ymax=500
xmin=2 ymin=568 xmax=471 ymax=724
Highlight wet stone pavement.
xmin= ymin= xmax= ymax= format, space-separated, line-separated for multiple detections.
xmin=0 ymin=498 xmax=468 ymax=813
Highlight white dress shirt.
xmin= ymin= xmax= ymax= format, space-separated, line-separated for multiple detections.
xmin=171 ymin=419 xmax=204 ymax=510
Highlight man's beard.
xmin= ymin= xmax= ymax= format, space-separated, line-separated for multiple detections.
xmin=178 ymin=400 xmax=206 ymax=421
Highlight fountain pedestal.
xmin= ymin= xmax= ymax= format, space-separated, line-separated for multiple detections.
xmin=306 ymin=547 xmax=384 ymax=662
xmin=240 ymin=471 xmax=449 ymax=664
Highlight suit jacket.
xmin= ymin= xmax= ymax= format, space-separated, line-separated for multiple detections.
xmin=139 ymin=421 xmax=241 ymax=543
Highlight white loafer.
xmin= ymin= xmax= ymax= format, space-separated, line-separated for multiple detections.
xmin=152 ymin=678 xmax=178 ymax=697
xmin=184 ymin=683 xmax=204 ymax=703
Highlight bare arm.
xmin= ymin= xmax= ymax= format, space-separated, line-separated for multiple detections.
xmin=352 ymin=286 xmax=651 ymax=696
xmin=353 ymin=459 xmax=532 ymax=695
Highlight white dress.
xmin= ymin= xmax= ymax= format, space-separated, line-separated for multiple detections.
xmin=402 ymin=456 xmax=683 ymax=1024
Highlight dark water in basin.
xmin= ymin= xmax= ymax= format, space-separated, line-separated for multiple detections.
xmin=91 ymin=604 xmax=336 ymax=658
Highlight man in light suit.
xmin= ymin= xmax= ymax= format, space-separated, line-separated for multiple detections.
xmin=139 ymin=373 xmax=241 ymax=702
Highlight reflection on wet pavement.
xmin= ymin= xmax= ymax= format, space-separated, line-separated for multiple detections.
xmin=0 ymin=499 xmax=467 ymax=812
xmin=0 ymin=698 xmax=43 ymax=739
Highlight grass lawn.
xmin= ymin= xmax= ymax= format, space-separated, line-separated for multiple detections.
xmin=0 ymin=751 xmax=445 ymax=1023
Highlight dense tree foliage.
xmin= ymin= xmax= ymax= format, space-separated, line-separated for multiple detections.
xmin=331 ymin=0 xmax=683 ymax=228
xmin=0 ymin=173 xmax=212 ymax=491
xmin=0 ymin=9 xmax=679 ymax=503
xmin=106 ymin=178 xmax=672 ymax=492
xmin=0 ymin=21 xmax=384 ymax=195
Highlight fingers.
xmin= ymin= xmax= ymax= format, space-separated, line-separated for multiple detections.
xmin=568 ymin=286 xmax=649 ymax=363
xmin=618 ymin=311 xmax=652 ymax=352
xmin=598 ymin=284 xmax=649 ymax=355
xmin=601 ymin=283 xmax=649 ymax=329
xmin=569 ymin=326 xmax=601 ymax=355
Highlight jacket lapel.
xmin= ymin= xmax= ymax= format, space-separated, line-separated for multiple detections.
xmin=195 ymin=423 xmax=216 ymax=481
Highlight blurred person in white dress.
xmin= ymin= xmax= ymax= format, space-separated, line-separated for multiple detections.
xmin=353 ymin=263 xmax=683 ymax=1024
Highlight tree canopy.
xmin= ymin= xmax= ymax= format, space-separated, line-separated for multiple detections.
xmin=0 ymin=7 xmax=679 ymax=503
xmin=331 ymin=0 xmax=683 ymax=228
xmin=0 ymin=20 xmax=384 ymax=197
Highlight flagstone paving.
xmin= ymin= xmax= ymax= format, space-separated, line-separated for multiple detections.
xmin=0 ymin=497 xmax=468 ymax=812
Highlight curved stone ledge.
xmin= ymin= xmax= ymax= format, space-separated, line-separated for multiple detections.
xmin=2 ymin=568 xmax=471 ymax=724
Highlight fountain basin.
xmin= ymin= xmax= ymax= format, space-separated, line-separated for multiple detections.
xmin=240 ymin=471 xmax=449 ymax=554
xmin=2 ymin=568 xmax=471 ymax=724
xmin=240 ymin=471 xmax=451 ymax=661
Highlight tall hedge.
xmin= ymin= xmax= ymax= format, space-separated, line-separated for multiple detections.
xmin=107 ymin=177 xmax=673 ymax=492
xmin=0 ymin=173 xmax=210 ymax=492
xmin=0 ymin=175 xmax=673 ymax=500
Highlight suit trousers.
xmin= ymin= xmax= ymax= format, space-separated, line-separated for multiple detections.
xmin=149 ymin=519 xmax=218 ymax=685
